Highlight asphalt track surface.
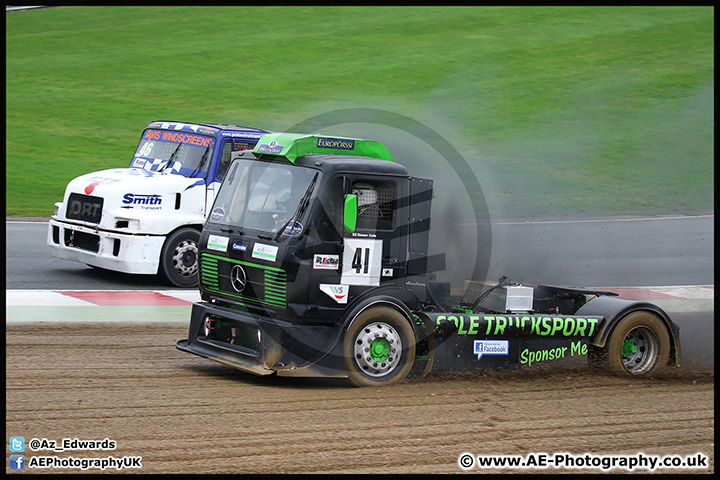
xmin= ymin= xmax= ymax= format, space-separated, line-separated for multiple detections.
xmin=6 ymin=214 xmax=715 ymax=289
xmin=5 ymin=217 xmax=715 ymax=474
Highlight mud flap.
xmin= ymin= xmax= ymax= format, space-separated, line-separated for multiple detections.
xmin=408 ymin=313 xmax=435 ymax=377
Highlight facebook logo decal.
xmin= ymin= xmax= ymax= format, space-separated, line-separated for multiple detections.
xmin=9 ymin=455 xmax=25 ymax=470
xmin=9 ymin=436 xmax=25 ymax=452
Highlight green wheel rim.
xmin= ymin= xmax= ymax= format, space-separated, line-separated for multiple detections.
xmin=352 ymin=321 xmax=402 ymax=377
xmin=369 ymin=337 xmax=391 ymax=363
xmin=620 ymin=326 xmax=660 ymax=374
xmin=621 ymin=339 xmax=637 ymax=358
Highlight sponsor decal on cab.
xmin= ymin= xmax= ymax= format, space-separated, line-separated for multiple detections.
xmin=313 ymin=254 xmax=339 ymax=270
xmin=207 ymin=235 xmax=229 ymax=252
xmin=252 ymin=243 xmax=278 ymax=262
xmin=121 ymin=193 xmax=162 ymax=210
xmin=319 ymin=284 xmax=349 ymax=304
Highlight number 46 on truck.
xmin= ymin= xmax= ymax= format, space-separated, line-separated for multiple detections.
xmin=47 ymin=121 xmax=270 ymax=287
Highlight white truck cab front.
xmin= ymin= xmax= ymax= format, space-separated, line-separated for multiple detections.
xmin=47 ymin=121 xmax=270 ymax=287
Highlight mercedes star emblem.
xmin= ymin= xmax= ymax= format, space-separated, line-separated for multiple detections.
xmin=230 ymin=265 xmax=247 ymax=293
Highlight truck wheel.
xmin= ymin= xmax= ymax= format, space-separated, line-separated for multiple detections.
xmin=343 ymin=306 xmax=415 ymax=387
xmin=160 ymin=227 xmax=200 ymax=288
xmin=588 ymin=311 xmax=670 ymax=376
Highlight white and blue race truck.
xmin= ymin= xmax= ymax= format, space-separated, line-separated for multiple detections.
xmin=47 ymin=121 xmax=270 ymax=287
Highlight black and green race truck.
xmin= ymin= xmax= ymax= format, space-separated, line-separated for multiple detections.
xmin=176 ymin=133 xmax=680 ymax=387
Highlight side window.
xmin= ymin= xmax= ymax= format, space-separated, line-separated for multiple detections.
xmin=216 ymin=142 xmax=233 ymax=181
xmin=352 ymin=180 xmax=396 ymax=231
xmin=217 ymin=141 xmax=255 ymax=181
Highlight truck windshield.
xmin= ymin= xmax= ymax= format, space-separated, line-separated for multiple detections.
xmin=209 ymin=158 xmax=320 ymax=235
xmin=131 ymin=129 xmax=215 ymax=177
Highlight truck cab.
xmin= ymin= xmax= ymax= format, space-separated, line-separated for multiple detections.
xmin=178 ymin=133 xmax=438 ymax=385
xmin=47 ymin=121 xmax=270 ymax=287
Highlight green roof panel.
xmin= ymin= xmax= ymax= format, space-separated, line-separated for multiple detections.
xmin=253 ymin=133 xmax=393 ymax=163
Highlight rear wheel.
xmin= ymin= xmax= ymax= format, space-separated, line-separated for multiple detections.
xmin=160 ymin=227 xmax=200 ymax=288
xmin=343 ymin=306 xmax=415 ymax=387
xmin=588 ymin=311 xmax=670 ymax=376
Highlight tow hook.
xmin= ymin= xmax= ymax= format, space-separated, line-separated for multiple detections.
xmin=204 ymin=317 xmax=217 ymax=338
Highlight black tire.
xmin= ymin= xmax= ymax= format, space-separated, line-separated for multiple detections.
xmin=588 ymin=311 xmax=671 ymax=376
xmin=343 ymin=306 xmax=415 ymax=387
xmin=159 ymin=227 xmax=200 ymax=288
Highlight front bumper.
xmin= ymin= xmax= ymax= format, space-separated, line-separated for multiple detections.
xmin=47 ymin=219 xmax=165 ymax=274
xmin=176 ymin=302 xmax=347 ymax=378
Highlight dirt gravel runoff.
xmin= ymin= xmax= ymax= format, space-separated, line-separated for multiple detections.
xmin=6 ymin=323 xmax=714 ymax=474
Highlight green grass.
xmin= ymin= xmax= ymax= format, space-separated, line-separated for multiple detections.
xmin=6 ymin=6 xmax=714 ymax=217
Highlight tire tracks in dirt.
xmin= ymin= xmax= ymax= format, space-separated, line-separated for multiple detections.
xmin=6 ymin=323 xmax=713 ymax=474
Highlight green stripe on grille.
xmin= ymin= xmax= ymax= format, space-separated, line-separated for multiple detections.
xmin=200 ymin=252 xmax=287 ymax=309
xmin=200 ymin=256 xmax=220 ymax=287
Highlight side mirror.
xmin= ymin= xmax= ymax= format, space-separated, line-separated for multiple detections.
xmin=343 ymin=194 xmax=357 ymax=233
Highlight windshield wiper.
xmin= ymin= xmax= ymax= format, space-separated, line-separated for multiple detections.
xmin=189 ymin=147 xmax=210 ymax=178
xmin=158 ymin=143 xmax=183 ymax=172
xmin=274 ymin=172 xmax=319 ymax=242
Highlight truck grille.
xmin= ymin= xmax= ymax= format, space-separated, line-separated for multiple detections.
xmin=200 ymin=253 xmax=287 ymax=309
xmin=66 ymin=193 xmax=103 ymax=224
